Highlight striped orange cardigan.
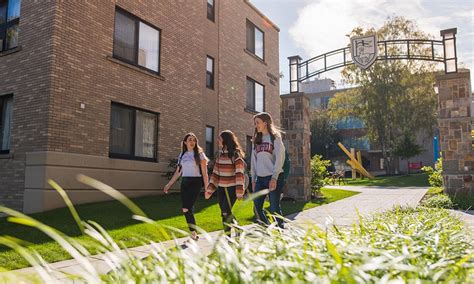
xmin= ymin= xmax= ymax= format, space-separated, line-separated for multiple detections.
xmin=207 ymin=151 xmax=246 ymax=196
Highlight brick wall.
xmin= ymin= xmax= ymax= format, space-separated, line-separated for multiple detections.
xmin=0 ymin=1 xmax=56 ymax=210
xmin=437 ymin=70 xmax=474 ymax=196
xmin=0 ymin=0 xmax=280 ymax=212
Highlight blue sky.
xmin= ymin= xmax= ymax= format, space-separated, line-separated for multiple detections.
xmin=251 ymin=0 xmax=474 ymax=94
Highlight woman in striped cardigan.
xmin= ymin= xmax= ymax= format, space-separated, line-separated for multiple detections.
xmin=205 ymin=130 xmax=246 ymax=236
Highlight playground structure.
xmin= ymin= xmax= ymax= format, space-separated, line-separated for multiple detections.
xmin=337 ymin=142 xmax=374 ymax=179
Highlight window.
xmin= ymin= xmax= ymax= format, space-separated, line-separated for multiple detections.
xmin=206 ymin=126 xmax=214 ymax=159
xmin=206 ymin=56 xmax=214 ymax=89
xmin=109 ymin=103 xmax=158 ymax=161
xmin=0 ymin=94 xmax=13 ymax=153
xmin=246 ymin=136 xmax=253 ymax=163
xmin=246 ymin=77 xmax=264 ymax=112
xmin=207 ymin=0 xmax=215 ymax=22
xmin=321 ymin=96 xmax=330 ymax=109
xmin=113 ymin=8 xmax=161 ymax=73
xmin=0 ymin=0 xmax=21 ymax=52
xmin=246 ymin=20 xmax=264 ymax=60
xmin=309 ymin=97 xmax=320 ymax=108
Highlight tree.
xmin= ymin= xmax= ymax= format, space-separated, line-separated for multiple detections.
xmin=393 ymin=134 xmax=423 ymax=174
xmin=329 ymin=17 xmax=438 ymax=174
xmin=310 ymin=109 xmax=341 ymax=158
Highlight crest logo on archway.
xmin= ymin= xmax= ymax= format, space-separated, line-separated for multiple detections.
xmin=350 ymin=34 xmax=378 ymax=69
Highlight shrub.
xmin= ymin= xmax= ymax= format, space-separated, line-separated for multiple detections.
xmin=421 ymin=157 xmax=443 ymax=187
xmin=310 ymin=155 xmax=331 ymax=197
xmin=421 ymin=193 xmax=454 ymax=209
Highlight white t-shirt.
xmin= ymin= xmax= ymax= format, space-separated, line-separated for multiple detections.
xmin=179 ymin=151 xmax=208 ymax=177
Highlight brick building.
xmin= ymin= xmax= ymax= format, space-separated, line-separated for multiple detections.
xmin=0 ymin=0 xmax=280 ymax=213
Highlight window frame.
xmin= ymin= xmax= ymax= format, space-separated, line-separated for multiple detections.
xmin=112 ymin=6 xmax=162 ymax=75
xmin=246 ymin=19 xmax=265 ymax=61
xmin=109 ymin=102 xmax=159 ymax=162
xmin=0 ymin=0 xmax=21 ymax=52
xmin=246 ymin=77 xmax=265 ymax=113
xmin=0 ymin=93 xmax=13 ymax=154
xmin=206 ymin=55 xmax=214 ymax=90
xmin=207 ymin=0 xmax=215 ymax=22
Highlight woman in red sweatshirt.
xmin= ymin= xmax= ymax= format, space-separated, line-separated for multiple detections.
xmin=205 ymin=130 xmax=246 ymax=236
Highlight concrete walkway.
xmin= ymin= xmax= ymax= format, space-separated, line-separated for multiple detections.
xmin=289 ymin=185 xmax=429 ymax=227
xmin=3 ymin=185 xmax=450 ymax=283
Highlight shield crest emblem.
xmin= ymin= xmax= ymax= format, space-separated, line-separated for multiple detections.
xmin=350 ymin=34 xmax=378 ymax=69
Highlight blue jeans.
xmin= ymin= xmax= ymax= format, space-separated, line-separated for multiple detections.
xmin=253 ymin=174 xmax=285 ymax=228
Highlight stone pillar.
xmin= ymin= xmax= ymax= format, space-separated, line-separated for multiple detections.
xmin=281 ymin=93 xmax=312 ymax=201
xmin=436 ymin=69 xmax=474 ymax=196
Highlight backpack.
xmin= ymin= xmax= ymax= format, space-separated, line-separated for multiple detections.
xmin=282 ymin=149 xmax=291 ymax=181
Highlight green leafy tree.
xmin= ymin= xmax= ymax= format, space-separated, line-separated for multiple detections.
xmin=330 ymin=17 xmax=438 ymax=174
xmin=310 ymin=110 xmax=341 ymax=158
xmin=393 ymin=134 xmax=423 ymax=174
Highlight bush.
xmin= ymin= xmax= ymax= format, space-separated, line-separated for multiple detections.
xmin=421 ymin=157 xmax=443 ymax=187
xmin=310 ymin=155 xmax=331 ymax=197
xmin=421 ymin=193 xmax=454 ymax=209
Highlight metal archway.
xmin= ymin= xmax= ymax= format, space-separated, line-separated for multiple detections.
xmin=288 ymin=28 xmax=458 ymax=93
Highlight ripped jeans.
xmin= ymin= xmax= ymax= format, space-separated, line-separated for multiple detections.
xmin=217 ymin=186 xmax=237 ymax=236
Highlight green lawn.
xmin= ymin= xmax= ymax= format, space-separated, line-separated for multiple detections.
xmin=344 ymin=173 xmax=429 ymax=187
xmin=0 ymin=187 xmax=358 ymax=270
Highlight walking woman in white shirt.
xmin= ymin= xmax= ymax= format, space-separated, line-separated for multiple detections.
xmin=163 ymin=133 xmax=209 ymax=240
xmin=251 ymin=112 xmax=286 ymax=228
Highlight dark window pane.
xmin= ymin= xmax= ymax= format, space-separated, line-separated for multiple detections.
xmin=110 ymin=105 xmax=133 ymax=155
xmin=113 ymin=10 xmax=137 ymax=62
xmin=206 ymin=72 xmax=213 ymax=89
xmin=6 ymin=24 xmax=19 ymax=49
xmin=206 ymin=126 xmax=213 ymax=158
xmin=255 ymin=82 xmax=264 ymax=112
xmin=0 ymin=96 xmax=13 ymax=151
xmin=246 ymin=79 xmax=255 ymax=110
xmin=206 ymin=57 xmax=213 ymax=89
xmin=6 ymin=0 xmax=20 ymax=21
xmin=138 ymin=22 xmax=159 ymax=72
xmin=135 ymin=110 xmax=156 ymax=158
xmin=0 ymin=0 xmax=7 ymax=24
xmin=255 ymin=28 xmax=264 ymax=59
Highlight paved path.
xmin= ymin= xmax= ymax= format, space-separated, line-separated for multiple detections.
xmin=289 ymin=185 xmax=429 ymax=226
xmin=3 ymin=186 xmax=440 ymax=283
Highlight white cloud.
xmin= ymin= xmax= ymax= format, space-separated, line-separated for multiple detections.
xmin=288 ymin=0 xmax=473 ymax=87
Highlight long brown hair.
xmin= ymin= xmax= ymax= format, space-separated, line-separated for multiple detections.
xmin=220 ymin=130 xmax=245 ymax=162
xmin=180 ymin=132 xmax=203 ymax=167
xmin=253 ymin=112 xmax=283 ymax=145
